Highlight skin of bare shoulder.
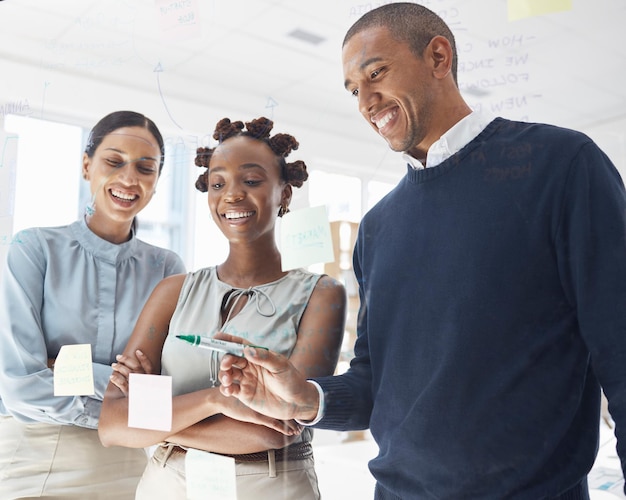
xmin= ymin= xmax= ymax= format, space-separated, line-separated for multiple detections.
xmin=288 ymin=275 xmax=347 ymax=379
xmin=123 ymin=273 xmax=187 ymax=373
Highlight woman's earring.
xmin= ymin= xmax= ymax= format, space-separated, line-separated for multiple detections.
xmin=85 ymin=193 xmax=96 ymax=216
xmin=278 ymin=204 xmax=290 ymax=217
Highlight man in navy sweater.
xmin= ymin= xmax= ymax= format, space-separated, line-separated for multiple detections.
xmin=219 ymin=3 xmax=626 ymax=498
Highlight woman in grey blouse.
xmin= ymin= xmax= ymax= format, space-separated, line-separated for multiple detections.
xmin=98 ymin=117 xmax=347 ymax=499
xmin=0 ymin=110 xmax=185 ymax=498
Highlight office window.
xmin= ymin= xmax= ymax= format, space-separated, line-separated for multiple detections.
xmin=5 ymin=115 xmax=83 ymax=234
xmin=308 ymin=170 xmax=361 ymax=222
xmin=366 ymin=179 xmax=395 ymax=211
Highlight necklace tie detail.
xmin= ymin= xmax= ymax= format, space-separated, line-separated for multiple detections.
xmin=222 ymin=286 xmax=277 ymax=328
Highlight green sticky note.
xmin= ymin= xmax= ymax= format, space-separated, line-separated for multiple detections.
xmin=280 ymin=205 xmax=335 ymax=271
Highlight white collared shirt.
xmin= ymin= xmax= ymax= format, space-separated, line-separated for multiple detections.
xmin=403 ymin=110 xmax=495 ymax=170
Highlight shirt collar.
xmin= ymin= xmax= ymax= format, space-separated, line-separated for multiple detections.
xmin=71 ymin=216 xmax=138 ymax=264
xmin=403 ymin=110 xmax=495 ymax=170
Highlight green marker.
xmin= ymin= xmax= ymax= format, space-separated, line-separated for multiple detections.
xmin=175 ymin=334 xmax=267 ymax=356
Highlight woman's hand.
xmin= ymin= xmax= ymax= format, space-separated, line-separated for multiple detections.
xmin=110 ymin=349 xmax=154 ymax=397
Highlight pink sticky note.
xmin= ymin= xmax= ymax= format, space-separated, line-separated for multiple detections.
xmin=128 ymin=373 xmax=172 ymax=431
xmin=155 ymin=0 xmax=201 ymax=41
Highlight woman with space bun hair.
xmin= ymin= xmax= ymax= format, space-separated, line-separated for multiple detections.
xmin=99 ymin=116 xmax=346 ymax=500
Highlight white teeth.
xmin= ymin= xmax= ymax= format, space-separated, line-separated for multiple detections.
xmin=374 ymin=109 xmax=397 ymax=129
xmin=225 ymin=211 xmax=254 ymax=220
xmin=111 ymin=189 xmax=137 ymax=201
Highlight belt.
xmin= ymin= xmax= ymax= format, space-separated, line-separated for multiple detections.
xmin=163 ymin=440 xmax=313 ymax=463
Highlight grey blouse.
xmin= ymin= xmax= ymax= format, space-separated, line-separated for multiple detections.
xmin=0 ymin=218 xmax=185 ymax=428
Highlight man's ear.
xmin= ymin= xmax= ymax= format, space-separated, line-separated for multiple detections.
xmin=82 ymin=153 xmax=91 ymax=180
xmin=428 ymin=35 xmax=454 ymax=80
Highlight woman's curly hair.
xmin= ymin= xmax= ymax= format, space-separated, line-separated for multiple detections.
xmin=194 ymin=116 xmax=308 ymax=193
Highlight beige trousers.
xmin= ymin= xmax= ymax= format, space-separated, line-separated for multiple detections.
xmin=0 ymin=416 xmax=147 ymax=499
xmin=135 ymin=444 xmax=321 ymax=500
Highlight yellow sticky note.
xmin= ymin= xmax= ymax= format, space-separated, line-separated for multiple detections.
xmin=128 ymin=373 xmax=172 ymax=431
xmin=280 ymin=205 xmax=335 ymax=271
xmin=185 ymin=449 xmax=237 ymax=500
xmin=53 ymin=344 xmax=94 ymax=396
xmin=507 ymin=0 xmax=572 ymax=21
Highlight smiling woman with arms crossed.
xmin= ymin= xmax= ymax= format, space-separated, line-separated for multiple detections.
xmin=0 ymin=110 xmax=185 ymax=499
xmin=98 ymin=116 xmax=346 ymax=500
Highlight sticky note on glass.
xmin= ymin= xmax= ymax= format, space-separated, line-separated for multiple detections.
xmin=280 ymin=205 xmax=335 ymax=271
xmin=53 ymin=344 xmax=94 ymax=396
xmin=507 ymin=0 xmax=572 ymax=21
xmin=186 ymin=449 xmax=237 ymax=500
xmin=128 ymin=373 xmax=172 ymax=431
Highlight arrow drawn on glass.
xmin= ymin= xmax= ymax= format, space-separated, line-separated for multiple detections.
xmin=265 ymin=97 xmax=278 ymax=119
xmin=0 ymin=135 xmax=18 ymax=169
xmin=154 ymin=62 xmax=183 ymax=129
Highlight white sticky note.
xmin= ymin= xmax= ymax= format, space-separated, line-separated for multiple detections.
xmin=185 ymin=448 xmax=237 ymax=500
xmin=53 ymin=344 xmax=94 ymax=396
xmin=128 ymin=373 xmax=172 ymax=431
xmin=280 ymin=205 xmax=335 ymax=271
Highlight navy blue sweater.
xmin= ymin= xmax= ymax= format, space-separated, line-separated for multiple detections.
xmin=314 ymin=118 xmax=626 ymax=498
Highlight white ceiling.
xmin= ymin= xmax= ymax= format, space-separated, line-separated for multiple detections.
xmin=1 ymin=0 xmax=626 ymax=184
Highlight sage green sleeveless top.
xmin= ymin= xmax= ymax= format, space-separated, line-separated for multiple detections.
xmin=162 ymin=266 xmax=321 ymax=396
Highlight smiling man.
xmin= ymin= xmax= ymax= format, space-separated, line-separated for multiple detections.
xmin=218 ymin=3 xmax=626 ymax=499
